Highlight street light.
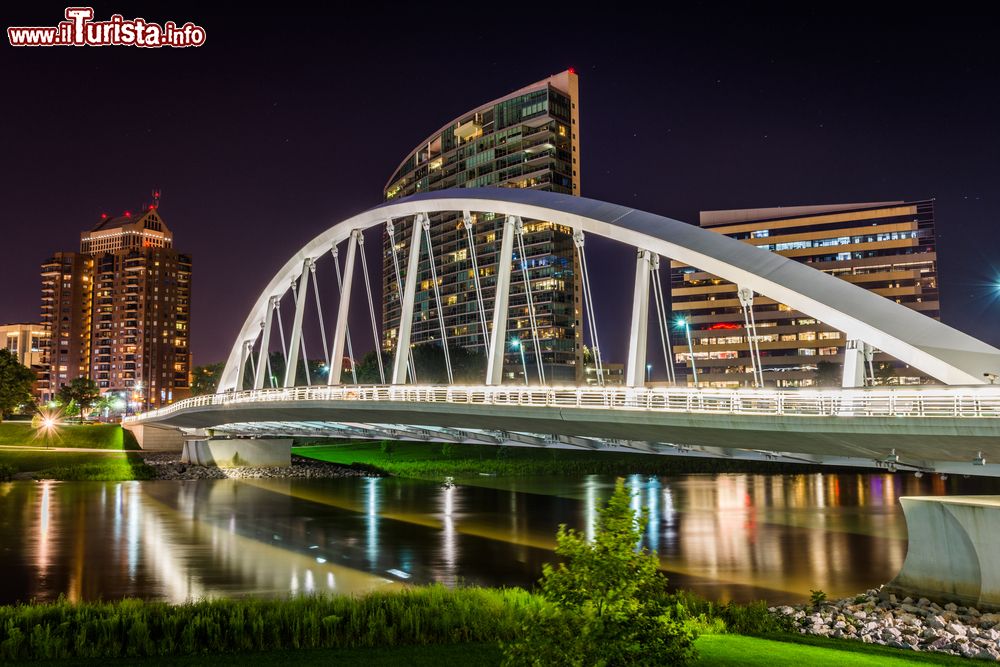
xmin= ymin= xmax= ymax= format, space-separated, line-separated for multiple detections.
xmin=675 ymin=316 xmax=699 ymax=388
xmin=646 ymin=363 xmax=653 ymax=383
xmin=510 ymin=337 xmax=529 ymax=385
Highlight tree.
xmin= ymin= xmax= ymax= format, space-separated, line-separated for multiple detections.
xmin=191 ymin=362 xmax=225 ymax=395
xmin=503 ymin=478 xmax=696 ymax=666
xmin=0 ymin=349 xmax=35 ymax=423
xmin=57 ymin=378 xmax=100 ymax=423
xmin=814 ymin=361 xmax=842 ymax=388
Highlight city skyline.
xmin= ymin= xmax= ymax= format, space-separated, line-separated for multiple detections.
xmin=4 ymin=8 xmax=1000 ymax=373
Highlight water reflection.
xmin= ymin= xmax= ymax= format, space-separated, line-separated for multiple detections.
xmin=0 ymin=471 xmax=999 ymax=606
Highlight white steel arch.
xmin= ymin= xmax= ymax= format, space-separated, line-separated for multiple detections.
xmin=218 ymin=188 xmax=1000 ymax=391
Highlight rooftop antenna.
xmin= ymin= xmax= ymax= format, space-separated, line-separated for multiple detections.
xmin=152 ymin=188 xmax=161 ymax=209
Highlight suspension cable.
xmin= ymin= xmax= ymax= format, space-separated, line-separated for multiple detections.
xmin=356 ymin=231 xmax=386 ymax=384
xmin=422 ymin=214 xmax=453 ymax=384
xmin=514 ymin=217 xmax=545 ymax=385
xmin=331 ymin=246 xmax=359 ymax=384
xmin=573 ymin=230 xmax=604 ymax=386
xmin=290 ymin=276 xmax=311 ymax=386
xmin=650 ymin=256 xmax=676 ymax=385
xmin=386 ymin=219 xmax=417 ymax=383
xmin=463 ymin=211 xmax=490 ymax=351
xmin=310 ymin=263 xmax=330 ymax=368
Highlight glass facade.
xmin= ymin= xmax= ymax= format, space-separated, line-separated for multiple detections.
xmin=671 ymin=201 xmax=940 ymax=388
xmin=382 ymin=71 xmax=582 ymax=383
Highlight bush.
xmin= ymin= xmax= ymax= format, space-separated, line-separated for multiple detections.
xmin=502 ymin=477 xmax=696 ymax=666
xmin=379 ymin=440 xmax=395 ymax=457
xmin=667 ymin=590 xmax=791 ymax=636
xmin=441 ymin=442 xmax=455 ymax=457
xmin=809 ymin=589 xmax=828 ymax=608
xmin=0 ymin=586 xmax=543 ymax=661
xmin=0 ymin=463 xmax=14 ymax=481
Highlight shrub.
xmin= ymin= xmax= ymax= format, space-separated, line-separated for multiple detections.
xmin=502 ymin=477 xmax=696 ymax=666
xmin=379 ymin=440 xmax=395 ymax=457
xmin=441 ymin=442 xmax=455 ymax=457
xmin=809 ymin=589 xmax=828 ymax=608
xmin=0 ymin=463 xmax=14 ymax=481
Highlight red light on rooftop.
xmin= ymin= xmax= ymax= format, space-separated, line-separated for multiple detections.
xmin=124 ymin=211 xmax=131 ymax=217
xmin=100 ymin=213 xmax=108 ymax=219
xmin=567 ymin=67 xmax=576 ymax=74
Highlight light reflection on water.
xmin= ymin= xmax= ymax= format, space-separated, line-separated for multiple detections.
xmin=0 ymin=471 xmax=996 ymax=606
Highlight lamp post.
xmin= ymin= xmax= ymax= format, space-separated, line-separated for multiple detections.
xmin=646 ymin=363 xmax=653 ymax=383
xmin=675 ymin=317 xmax=699 ymax=388
xmin=510 ymin=337 xmax=529 ymax=386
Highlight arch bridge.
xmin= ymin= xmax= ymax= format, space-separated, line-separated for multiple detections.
xmin=126 ymin=188 xmax=1000 ymax=477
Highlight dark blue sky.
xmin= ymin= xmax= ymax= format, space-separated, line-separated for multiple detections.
xmin=3 ymin=5 xmax=999 ymax=368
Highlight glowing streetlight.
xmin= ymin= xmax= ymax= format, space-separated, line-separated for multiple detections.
xmin=674 ymin=316 xmax=699 ymax=388
xmin=646 ymin=363 xmax=653 ymax=382
xmin=510 ymin=337 xmax=529 ymax=385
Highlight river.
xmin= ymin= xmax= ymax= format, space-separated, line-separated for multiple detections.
xmin=2 ymin=472 xmax=998 ymax=606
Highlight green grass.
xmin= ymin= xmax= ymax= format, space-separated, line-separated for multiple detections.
xmin=292 ymin=440 xmax=866 ymax=481
xmin=0 ymin=587 xmax=543 ymax=662
xmin=0 ymin=422 xmax=137 ymax=450
xmin=0 ymin=450 xmax=153 ymax=481
xmin=34 ymin=643 xmax=501 ymax=666
xmin=28 ymin=635 xmax=969 ymax=666
xmin=693 ymin=634 xmax=968 ymax=666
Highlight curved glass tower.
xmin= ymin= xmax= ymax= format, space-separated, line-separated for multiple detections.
xmin=382 ymin=70 xmax=582 ymax=383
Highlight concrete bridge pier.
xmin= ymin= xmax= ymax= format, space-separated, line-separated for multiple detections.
xmin=181 ymin=438 xmax=293 ymax=468
xmin=887 ymin=496 xmax=1000 ymax=610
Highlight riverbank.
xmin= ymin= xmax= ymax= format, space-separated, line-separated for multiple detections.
xmin=776 ymin=588 xmax=1000 ymax=660
xmin=141 ymin=452 xmax=383 ymax=480
xmin=290 ymin=439 xmax=879 ymax=482
xmin=0 ymin=588 xmax=969 ymax=665
xmin=0 ymin=422 xmax=136 ymax=450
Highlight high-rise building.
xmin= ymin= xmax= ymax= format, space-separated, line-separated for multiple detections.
xmin=40 ymin=202 xmax=192 ymax=408
xmin=0 ymin=322 xmax=50 ymax=400
xmin=671 ymin=200 xmax=940 ymax=388
xmin=382 ymin=70 xmax=582 ymax=383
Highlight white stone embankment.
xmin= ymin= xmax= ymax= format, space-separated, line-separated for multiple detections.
xmin=139 ymin=452 xmax=382 ymax=481
xmin=773 ymin=588 xmax=1000 ymax=660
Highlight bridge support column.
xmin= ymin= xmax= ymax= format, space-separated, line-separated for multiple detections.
xmin=887 ymin=496 xmax=1000 ymax=610
xmin=843 ymin=339 xmax=873 ymax=388
xmin=236 ymin=340 xmax=252 ymax=391
xmin=626 ymin=249 xmax=653 ymax=387
xmin=253 ymin=297 xmax=278 ymax=389
xmin=392 ymin=215 xmax=425 ymax=384
xmin=284 ymin=259 xmax=313 ymax=387
xmin=329 ymin=232 xmax=359 ymax=385
xmin=486 ymin=215 xmax=517 ymax=386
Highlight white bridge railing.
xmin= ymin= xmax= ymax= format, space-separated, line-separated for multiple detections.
xmin=124 ymin=384 xmax=1000 ymax=424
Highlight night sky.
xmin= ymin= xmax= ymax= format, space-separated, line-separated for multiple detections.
xmin=4 ymin=6 xmax=1000 ymax=370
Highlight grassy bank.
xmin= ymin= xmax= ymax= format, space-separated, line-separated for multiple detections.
xmin=292 ymin=440 xmax=865 ymax=481
xmin=1 ymin=591 xmax=966 ymax=665
xmin=0 ymin=424 xmax=150 ymax=481
xmin=0 ymin=422 xmax=137 ymax=450
xmin=0 ymin=450 xmax=154 ymax=482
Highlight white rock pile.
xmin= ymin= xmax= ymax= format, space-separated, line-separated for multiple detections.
xmin=140 ymin=452 xmax=382 ymax=481
xmin=772 ymin=588 xmax=1000 ymax=660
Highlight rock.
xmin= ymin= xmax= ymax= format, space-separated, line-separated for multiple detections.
xmin=945 ymin=603 xmax=960 ymax=612
xmin=947 ymin=622 xmax=968 ymax=637
xmin=918 ymin=598 xmax=932 ymax=607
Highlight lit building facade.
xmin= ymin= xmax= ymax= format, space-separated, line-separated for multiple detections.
xmin=40 ymin=203 xmax=192 ymax=408
xmin=0 ymin=322 xmax=50 ymax=400
xmin=382 ymin=70 xmax=583 ymax=383
xmin=671 ymin=201 xmax=940 ymax=387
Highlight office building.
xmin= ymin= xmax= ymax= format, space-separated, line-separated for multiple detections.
xmin=40 ymin=200 xmax=192 ymax=408
xmin=382 ymin=70 xmax=583 ymax=383
xmin=671 ymin=200 xmax=940 ymax=387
